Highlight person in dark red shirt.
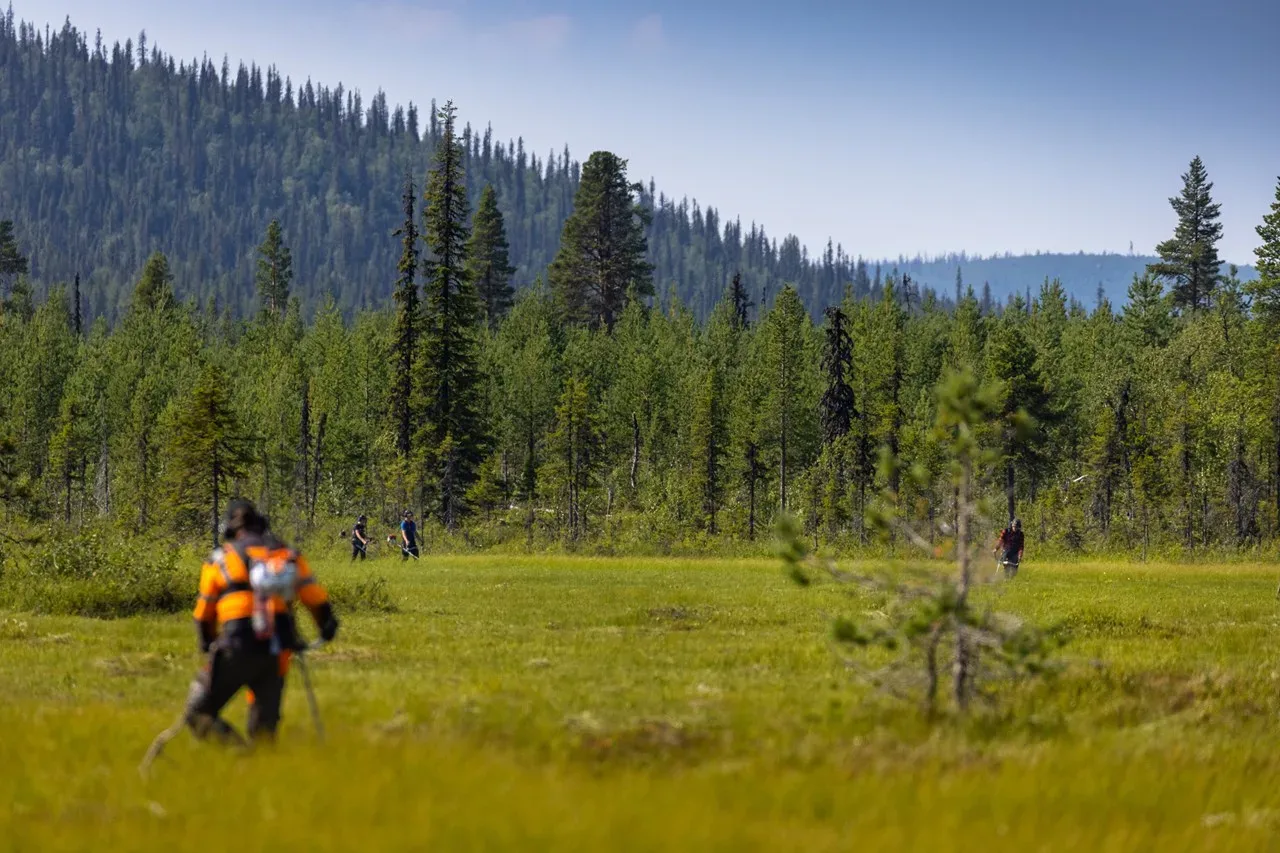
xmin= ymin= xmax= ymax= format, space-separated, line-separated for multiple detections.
xmin=994 ymin=518 xmax=1025 ymax=578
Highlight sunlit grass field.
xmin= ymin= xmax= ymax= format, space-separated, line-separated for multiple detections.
xmin=5 ymin=552 xmax=1280 ymax=851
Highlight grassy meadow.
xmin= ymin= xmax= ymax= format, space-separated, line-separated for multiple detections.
xmin=4 ymin=550 xmax=1280 ymax=851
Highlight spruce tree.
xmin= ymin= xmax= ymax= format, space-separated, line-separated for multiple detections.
xmin=760 ymin=284 xmax=817 ymax=512
xmin=948 ymin=286 xmax=985 ymax=372
xmin=1249 ymin=176 xmax=1280 ymax=327
xmin=542 ymin=376 xmax=600 ymax=541
xmin=133 ymin=251 xmax=175 ymax=313
xmin=72 ymin=273 xmax=82 ymax=336
xmin=1148 ymin=156 xmax=1223 ymax=313
xmin=256 ymin=219 xmax=293 ymax=318
xmin=819 ymin=306 xmax=854 ymax=446
xmin=167 ymin=363 xmax=254 ymax=548
xmin=730 ymin=271 xmax=753 ymax=330
xmin=549 ymin=151 xmax=653 ymax=331
xmin=985 ymin=313 xmax=1056 ymax=522
xmin=0 ymin=219 xmax=27 ymax=297
xmin=48 ymin=391 xmax=94 ymax=523
xmin=742 ymin=440 xmax=764 ymax=539
xmin=1249 ymin=177 xmax=1280 ymax=532
xmin=465 ymin=184 xmax=515 ymax=330
xmin=688 ymin=363 xmax=726 ymax=533
xmin=391 ymin=173 xmax=420 ymax=458
xmin=0 ymin=426 xmax=28 ymax=522
xmin=1122 ymin=273 xmax=1173 ymax=349
xmin=419 ymin=101 xmax=487 ymax=529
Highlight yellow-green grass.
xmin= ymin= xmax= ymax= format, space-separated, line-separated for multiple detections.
xmin=4 ymin=555 xmax=1280 ymax=851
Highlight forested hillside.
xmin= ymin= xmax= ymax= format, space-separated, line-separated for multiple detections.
xmin=0 ymin=13 xmax=1253 ymax=324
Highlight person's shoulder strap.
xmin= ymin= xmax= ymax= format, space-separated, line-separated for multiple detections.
xmin=218 ymin=540 xmax=253 ymax=585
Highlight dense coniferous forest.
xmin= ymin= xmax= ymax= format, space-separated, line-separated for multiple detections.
xmin=3 ymin=12 xmax=1280 ymax=557
xmin=0 ymin=14 xmax=1257 ymax=325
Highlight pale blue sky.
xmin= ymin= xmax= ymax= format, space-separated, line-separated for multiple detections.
xmin=17 ymin=0 xmax=1280 ymax=264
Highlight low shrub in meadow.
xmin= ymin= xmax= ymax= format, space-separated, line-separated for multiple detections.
xmin=0 ymin=524 xmax=185 ymax=618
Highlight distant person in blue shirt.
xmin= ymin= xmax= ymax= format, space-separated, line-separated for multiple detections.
xmin=399 ymin=510 xmax=419 ymax=561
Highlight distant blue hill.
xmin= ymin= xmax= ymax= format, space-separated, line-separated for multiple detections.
xmin=874 ymin=252 xmax=1259 ymax=309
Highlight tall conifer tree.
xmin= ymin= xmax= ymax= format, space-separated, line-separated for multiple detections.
xmin=167 ymin=363 xmax=254 ymax=548
xmin=391 ymin=173 xmax=420 ymax=458
xmin=0 ymin=219 xmax=26 ymax=298
xmin=1249 ymin=177 xmax=1280 ymax=326
xmin=1148 ymin=156 xmax=1223 ymax=312
xmin=465 ymin=184 xmax=515 ymax=330
xmin=819 ymin=306 xmax=854 ymax=446
xmin=256 ymin=219 xmax=293 ymax=318
xmin=1249 ymin=177 xmax=1280 ymax=531
xmin=689 ymin=364 xmax=727 ymax=533
xmin=730 ymin=271 xmax=753 ymax=330
xmin=419 ymin=101 xmax=487 ymax=529
xmin=72 ymin=273 xmax=82 ymax=336
xmin=549 ymin=151 xmax=652 ymax=331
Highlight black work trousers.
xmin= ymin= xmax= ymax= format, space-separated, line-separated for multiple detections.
xmin=185 ymin=644 xmax=285 ymax=740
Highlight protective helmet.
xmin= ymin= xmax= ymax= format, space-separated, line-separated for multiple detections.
xmin=358 ymin=514 xmax=367 ymax=523
xmin=1013 ymin=518 xmax=1022 ymax=530
xmin=221 ymin=499 xmax=266 ymax=540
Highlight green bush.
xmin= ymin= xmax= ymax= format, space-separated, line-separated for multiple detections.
xmin=0 ymin=524 xmax=186 ymax=618
xmin=328 ymin=575 xmax=399 ymax=614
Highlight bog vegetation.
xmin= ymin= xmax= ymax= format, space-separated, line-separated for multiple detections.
xmin=6 ymin=554 xmax=1280 ymax=850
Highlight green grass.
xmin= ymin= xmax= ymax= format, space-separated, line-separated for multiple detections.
xmin=5 ymin=554 xmax=1280 ymax=851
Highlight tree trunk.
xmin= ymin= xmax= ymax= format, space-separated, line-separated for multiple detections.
xmin=525 ymin=422 xmax=536 ymax=548
xmin=138 ymin=429 xmax=150 ymax=528
xmin=1182 ymin=420 xmax=1194 ymax=550
xmin=924 ymin=623 xmax=942 ymax=718
xmin=1005 ymin=458 xmax=1016 ymax=523
xmin=1274 ymin=402 xmax=1280 ymax=535
xmin=211 ymin=452 xmax=221 ymax=551
xmin=779 ymin=418 xmax=789 ymax=512
xmin=78 ymin=457 xmax=87 ymax=527
xmin=309 ymin=413 xmax=327 ymax=528
xmin=95 ymin=436 xmax=110 ymax=516
xmin=858 ymin=480 xmax=868 ymax=545
xmin=630 ymin=413 xmax=640 ymax=494
xmin=953 ymin=453 xmax=974 ymax=711
xmin=299 ymin=380 xmax=312 ymax=527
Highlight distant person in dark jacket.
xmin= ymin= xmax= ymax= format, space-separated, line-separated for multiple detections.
xmin=351 ymin=514 xmax=369 ymax=561
xmin=994 ymin=518 xmax=1025 ymax=578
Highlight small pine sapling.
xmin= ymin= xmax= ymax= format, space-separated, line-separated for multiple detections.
xmin=779 ymin=367 xmax=1067 ymax=718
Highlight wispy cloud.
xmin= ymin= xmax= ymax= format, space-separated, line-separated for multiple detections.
xmin=484 ymin=14 xmax=572 ymax=54
xmin=354 ymin=4 xmax=569 ymax=54
xmin=356 ymin=2 xmax=462 ymax=43
xmin=630 ymin=14 xmax=664 ymax=53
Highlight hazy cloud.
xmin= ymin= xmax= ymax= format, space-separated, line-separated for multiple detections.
xmin=355 ymin=2 xmax=463 ymax=43
xmin=352 ymin=4 xmax=569 ymax=53
xmin=485 ymin=14 xmax=572 ymax=53
xmin=630 ymin=14 xmax=664 ymax=52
